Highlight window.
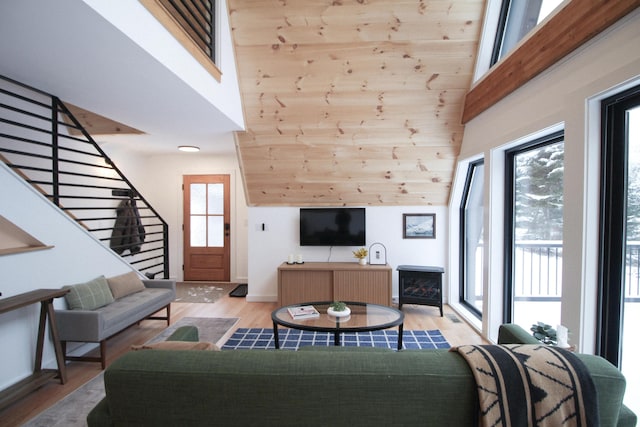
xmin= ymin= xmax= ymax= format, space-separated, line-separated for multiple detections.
xmin=159 ymin=0 xmax=215 ymax=62
xmin=504 ymin=132 xmax=564 ymax=328
xmin=141 ymin=0 xmax=221 ymax=81
xmin=599 ymin=85 xmax=640 ymax=415
xmin=491 ymin=0 xmax=563 ymax=65
xmin=460 ymin=160 xmax=485 ymax=317
xmin=189 ymin=182 xmax=224 ymax=247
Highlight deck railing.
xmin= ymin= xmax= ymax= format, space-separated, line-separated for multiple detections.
xmin=513 ymin=241 xmax=640 ymax=302
xmin=0 ymin=75 xmax=169 ymax=279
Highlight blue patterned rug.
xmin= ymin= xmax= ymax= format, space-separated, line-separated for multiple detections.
xmin=222 ymin=328 xmax=450 ymax=350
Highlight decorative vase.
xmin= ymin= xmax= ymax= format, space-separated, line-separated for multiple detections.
xmin=358 ymin=258 xmax=366 ymax=265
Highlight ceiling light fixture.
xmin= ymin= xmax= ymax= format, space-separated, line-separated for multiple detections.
xmin=178 ymin=145 xmax=200 ymax=152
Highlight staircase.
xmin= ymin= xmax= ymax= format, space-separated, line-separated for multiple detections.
xmin=0 ymin=75 xmax=168 ymax=279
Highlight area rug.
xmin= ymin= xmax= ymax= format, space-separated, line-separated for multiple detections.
xmin=23 ymin=317 xmax=239 ymax=427
xmin=221 ymin=328 xmax=450 ymax=350
xmin=145 ymin=317 xmax=239 ymax=345
xmin=174 ymin=282 xmax=238 ymax=303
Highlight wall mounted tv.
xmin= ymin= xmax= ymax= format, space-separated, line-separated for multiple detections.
xmin=299 ymin=208 xmax=366 ymax=246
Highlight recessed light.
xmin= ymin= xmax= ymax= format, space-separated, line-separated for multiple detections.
xmin=178 ymin=145 xmax=200 ymax=152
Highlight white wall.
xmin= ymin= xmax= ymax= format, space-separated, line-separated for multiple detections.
xmin=82 ymin=0 xmax=245 ymax=130
xmin=449 ymin=9 xmax=640 ymax=349
xmin=247 ymin=206 xmax=448 ymax=302
xmin=102 ymin=136 xmax=249 ymax=283
xmin=101 ymin=140 xmax=450 ymax=300
xmin=0 ymin=163 xmax=136 ymax=391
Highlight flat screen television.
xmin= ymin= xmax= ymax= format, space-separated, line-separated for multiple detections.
xmin=299 ymin=208 xmax=366 ymax=246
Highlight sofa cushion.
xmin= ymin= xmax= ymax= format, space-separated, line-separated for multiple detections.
xmin=107 ymin=271 xmax=146 ymax=299
xmin=64 ymin=275 xmax=114 ymax=310
xmin=97 ymin=288 xmax=172 ymax=338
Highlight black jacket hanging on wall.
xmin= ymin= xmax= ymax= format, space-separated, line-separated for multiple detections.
xmin=110 ymin=198 xmax=146 ymax=255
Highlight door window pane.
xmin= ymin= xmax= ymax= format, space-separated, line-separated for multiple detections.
xmin=190 ymin=183 xmax=206 ymax=215
xmin=207 ymin=183 xmax=224 ymax=215
xmin=190 ymin=215 xmax=206 ymax=247
xmin=207 ymin=216 xmax=223 ymax=247
xmin=506 ymin=133 xmax=564 ymax=330
xmin=461 ymin=160 xmax=484 ymax=316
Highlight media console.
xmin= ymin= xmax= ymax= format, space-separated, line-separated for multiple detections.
xmin=277 ymin=262 xmax=392 ymax=306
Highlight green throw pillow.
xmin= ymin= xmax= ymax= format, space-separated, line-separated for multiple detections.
xmin=64 ymin=275 xmax=114 ymax=310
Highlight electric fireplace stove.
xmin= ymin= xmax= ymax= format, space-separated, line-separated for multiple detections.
xmin=397 ymin=265 xmax=444 ymax=316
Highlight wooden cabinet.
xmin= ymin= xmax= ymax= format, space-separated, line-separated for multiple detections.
xmin=278 ymin=262 xmax=392 ymax=306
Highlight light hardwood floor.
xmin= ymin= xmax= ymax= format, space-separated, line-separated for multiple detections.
xmin=1 ymin=294 xmax=486 ymax=426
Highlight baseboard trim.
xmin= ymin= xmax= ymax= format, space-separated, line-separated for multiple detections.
xmin=245 ymin=295 xmax=277 ymax=303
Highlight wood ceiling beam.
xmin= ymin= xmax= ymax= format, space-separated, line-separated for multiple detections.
xmin=462 ymin=1 xmax=640 ymax=124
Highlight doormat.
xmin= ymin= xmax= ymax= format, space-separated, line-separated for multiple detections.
xmin=229 ymin=283 xmax=248 ymax=297
xmin=221 ymin=328 xmax=450 ymax=351
xmin=175 ymin=282 xmax=237 ymax=303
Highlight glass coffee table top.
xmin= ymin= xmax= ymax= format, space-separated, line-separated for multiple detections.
xmin=272 ymin=301 xmax=404 ymax=349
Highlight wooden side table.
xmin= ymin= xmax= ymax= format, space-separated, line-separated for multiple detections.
xmin=0 ymin=288 xmax=69 ymax=410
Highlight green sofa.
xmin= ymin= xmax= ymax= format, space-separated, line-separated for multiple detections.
xmin=87 ymin=324 xmax=636 ymax=426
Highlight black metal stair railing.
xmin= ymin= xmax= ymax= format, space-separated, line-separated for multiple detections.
xmin=0 ymin=74 xmax=168 ymax=279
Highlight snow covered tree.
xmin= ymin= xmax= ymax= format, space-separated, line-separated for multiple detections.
xmin=513 ymin=142 xmax=564 ymax=241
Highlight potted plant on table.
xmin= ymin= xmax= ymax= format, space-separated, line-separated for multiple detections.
xmin=352 ymin=247 xmax=368 ymax=265
xmin=530 ymin=322 xmax=557 ymax=346
xmin=327 ymin=301 xmax=351 ymax=317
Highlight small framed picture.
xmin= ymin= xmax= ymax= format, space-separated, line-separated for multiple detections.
xmin=403 ymin=213 xmax=436 ymax=239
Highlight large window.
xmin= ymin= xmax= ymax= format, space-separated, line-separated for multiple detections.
xmin=599 ymin=85 xmax=640 ymax=415
xmin=504 ymin=132 xmax=564 ymax=328
xmin=491 ymin=0 xmax=563 ymax=65
xmin=460 ymin=160 xmax=484 ymax=317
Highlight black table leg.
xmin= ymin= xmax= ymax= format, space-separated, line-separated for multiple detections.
xmin=334 ymin=331 xmax=340 ymax=346
xmin=397 ymin=324 xmax=404 ymax=350
xmin=272 ymin=321 xmax=280 ymax=349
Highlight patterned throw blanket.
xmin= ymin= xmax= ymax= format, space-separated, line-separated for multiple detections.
xmin=453 ymin=344 xmax=599 ymax=427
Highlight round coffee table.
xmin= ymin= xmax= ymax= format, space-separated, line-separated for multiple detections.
xmin=271 ymin=301 xmax=404 ymax=350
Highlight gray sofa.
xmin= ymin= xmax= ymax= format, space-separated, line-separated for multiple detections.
xmin=56 ymin=277 xmax=175 ymax=368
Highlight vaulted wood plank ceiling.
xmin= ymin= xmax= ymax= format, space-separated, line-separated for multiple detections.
xmin=229 ymin=0 xmax=485 ymax=206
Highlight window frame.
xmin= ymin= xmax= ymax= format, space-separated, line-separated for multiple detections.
xmin=503 ymin=130 xmax=565 ymax=323
xmin=459 ymin=159 xmax=485 ymax=319
xmin=598 ymin=85 xmax=640 ymax=366
xmin=489 ymin=0 xmax=511 ymax=66
xmin=489 ymin=0 xmax=563 ymax=67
